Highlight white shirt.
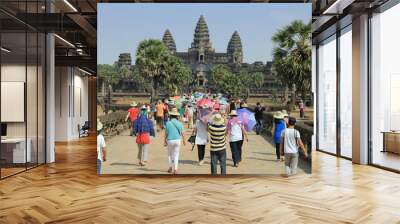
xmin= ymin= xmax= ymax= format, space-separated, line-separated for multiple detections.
xmin=229 ymin=123 xmax=243 ymax=142
xmin=282 ymin=128 xmax=300 ymax=154
xmin=97 ymin=134 xmax=106 ymax=161
xmin=195 ymin=120 xmax=208 ymax=145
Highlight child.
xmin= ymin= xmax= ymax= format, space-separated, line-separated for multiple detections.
xmin=280 ymin=117 xmax=308 ymax=176
xmin=97 ymin=119 xmax=106 ymax=174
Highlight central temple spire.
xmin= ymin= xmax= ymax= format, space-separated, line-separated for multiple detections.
xmin=189 ymin=15 xmax=214 ymax=52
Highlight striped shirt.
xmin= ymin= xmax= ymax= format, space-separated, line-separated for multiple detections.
xmin=208 ymin=124 xmax=226 ymax=151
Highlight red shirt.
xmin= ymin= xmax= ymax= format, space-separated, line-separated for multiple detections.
xmin=128 ymin=107 xmax=139 ymax=122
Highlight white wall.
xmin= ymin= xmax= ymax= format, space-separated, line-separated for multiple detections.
xmin=54 ymin=67 xmax=89 ymax=141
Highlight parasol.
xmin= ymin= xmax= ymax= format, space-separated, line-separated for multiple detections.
xmin=237 ymin=108 xmax=256 ymax=132
xmin=196 ymin=98 xmax=214 ymax=108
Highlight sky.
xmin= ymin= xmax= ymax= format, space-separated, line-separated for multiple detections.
xmin=98 ymin=3 xmax=311 ymax=65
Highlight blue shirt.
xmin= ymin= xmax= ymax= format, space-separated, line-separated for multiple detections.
xmin=274 ymin=119 xmax=286 ymax=144
xmin=165 ymin=118 xmax=183 ymax=141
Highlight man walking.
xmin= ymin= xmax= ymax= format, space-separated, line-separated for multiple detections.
xmin=254 ymin=102 xmax=265 ymax=135
xmin=126 ymin=101 xmax=139 ymax=136
xmin=208 ymin=114 xmax=227 ymax=175
xmin=155 ymin=100 xmax=164 ymax=131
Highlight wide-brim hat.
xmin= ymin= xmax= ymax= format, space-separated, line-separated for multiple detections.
xmin=241 ymin=103 xmax=248 ymax=108
xmin=97 ymin=119 xmax=103 ymax=131
xmin=130 ymin=101 xmax=138 ymax=107
xmin=169 ymin=108 xmax=180 ymax=116
xmin=213 ymin=114 xmax=224 ymax=125
xmin=274 ymin=111 xmax=284 ymax=119
xmin=281 ymin=110 xmax=289 ymax=117
xmin=229 ymin=110 xmax=238 ymax=116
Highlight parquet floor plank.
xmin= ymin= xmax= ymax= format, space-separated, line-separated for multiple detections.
xmin=0 ymin=136 xmax=399 ymax=223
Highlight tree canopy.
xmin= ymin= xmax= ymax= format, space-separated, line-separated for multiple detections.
xmin=272 ymin=20 xmax=311 ymax=98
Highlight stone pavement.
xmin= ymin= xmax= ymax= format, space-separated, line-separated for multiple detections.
xmin=102 ymin=124 xmax=305 ymax=175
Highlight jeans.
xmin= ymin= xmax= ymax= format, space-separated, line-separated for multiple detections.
xmin=210 ymin=149 xmax=227 ymax=175
xmin=97 ymin=159 xmax=102 ymax=174
xmin=167 ymin=139 xmax=181 ymax=171
xmin=130 ymin=121 xmax=136 ymax=136
xmin=197 ymin=144 xmax=205 ymax=161
xmin=284 ymin=153 xmax=299 ymax=176
xmin=238 ymin=140 xmax=244 ymax=163
xmin=275 ymin=143 xmax=281 ymax=160
xmin=255 ymin=119 xmax=263 ymax=134
xmin=229 ymin=141 xmax=241 ymax=165
xmin=137 ymin=144 xmax=149 ymax=162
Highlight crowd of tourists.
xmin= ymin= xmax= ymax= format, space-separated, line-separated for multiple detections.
xmin=97 ymin=92 xmax=308 ymax=176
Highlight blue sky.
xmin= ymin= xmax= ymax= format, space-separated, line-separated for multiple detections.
xmin=98 ymin=3 xmax=311 ymax=65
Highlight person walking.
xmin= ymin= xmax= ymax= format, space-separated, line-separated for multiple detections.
xmin=280 ymin=117 xmax=308 ymax=176
xmin=299 ymin=99 xmax=305 ymax=118
xmin=164 ymin=108 xmax=186 ymax=174
xmin=193 ymin=118 xmax=208 ymax=165
xmin=134 ymin=106 xmax=156 ymax=166
xmin=97 ymin=119 xmax=106 ymax=174
xmin=186 ymin=104 xmax=194 ymax=129
xmin=155 ymin=100 xmax=164 ymax=131
xmin=207 ymin=114 xmax=227 ymax=175
xmin=178 ymin=105 xmax=185 ymax=121
xmin=272 ymin=111 xmax=286 ymax=161
xmin=227 ymin=110 xmax=248 ymax=167
xmin=125 ymin=101 xmax=139 ymax=136
xmin=254 ymin=102 xmax=265 ymax=135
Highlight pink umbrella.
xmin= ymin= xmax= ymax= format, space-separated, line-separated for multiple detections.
xmin=197 ymin=98 xmax=214 ymax=108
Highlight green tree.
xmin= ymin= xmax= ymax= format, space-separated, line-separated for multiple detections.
xmin=221 ymin=73 xmax=243 ymax=97
xmin=238 ymin=70 xmax=252 ymax=99
xmin=272 ymin=20 xmax=311 ymax=109
xmin=210 ymin=64 xmax=230 ymax=87
xmin=253 ymin=72 xmax=265 ymax=90
xmin=135 ymin=39 xmax=170 ymax=102
xmin=97 ymin=64 xmax=120 ymax=86
xmin=163 ymin=56 xmax=193 ymax=95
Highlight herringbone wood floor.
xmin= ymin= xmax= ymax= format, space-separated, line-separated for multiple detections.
xmin=1 ymin=136 xmax=399 ymax=224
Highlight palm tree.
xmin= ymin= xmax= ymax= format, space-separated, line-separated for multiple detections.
xmin=135 ymin=39 xmax=170 ymax=102
xmin=272 ymin=20 xmax=311 ymax=109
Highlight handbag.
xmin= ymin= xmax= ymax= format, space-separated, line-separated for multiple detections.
xmin=188 ymin=135 xmax=196 ymax=144
xmin=136 ymin=133 xmax=150 ymax=145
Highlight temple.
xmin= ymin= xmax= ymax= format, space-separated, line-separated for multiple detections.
xmin=117 ymin=15 xmax=278 ymax=90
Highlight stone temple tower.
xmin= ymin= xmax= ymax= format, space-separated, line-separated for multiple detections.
xmin=162 ymin=29 xmax=176 ymax=53
xmin=227 ymin=31 xmax=243 ymax=64
xmin=189 ymin=15 xmax=214 ymax=63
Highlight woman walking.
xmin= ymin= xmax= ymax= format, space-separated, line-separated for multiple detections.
xmin=134 ymin=106 xmax=156 ymax=166
xmin=227 ymin=110 xmax=248 ymax=167
xmin=164 ymin=108 xmax=186 ymax=174
xmin=97 ymin=119 xmax=106 ymax=174
xmin=272 ymin=111 xmax=286 ymax=161
xmin=193 ymin=118 xmax=208 ymax=165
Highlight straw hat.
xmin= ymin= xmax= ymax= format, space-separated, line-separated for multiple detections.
xmin=274 ymin=111 xmax=284 ymax=119
xmin=97 ymin=119 xmax=103 ymax=132
xmin=281 ymin=110 xmax=289 ymax=117
xmin=241 ymin=103 xmax=248 ymax=108
xmin=229 ymin=110 xmax=238 ymax=116
xmin=212 ymin=114 xmax=224 ymax=125
xmin=130 ymin=101 xmax=138 ymax=107
xmin=169 ymin=108 xmax=180 ymax=116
